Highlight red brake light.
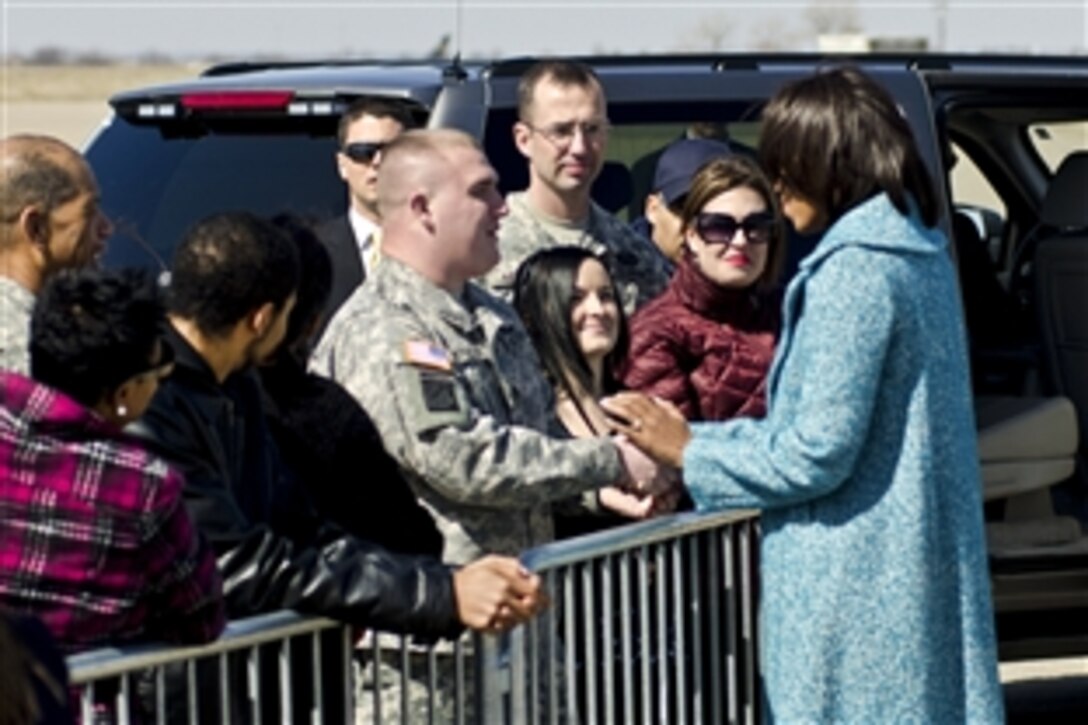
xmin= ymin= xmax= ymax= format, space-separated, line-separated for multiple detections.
xmin=180 ymin=91 xmax=294 ymax=110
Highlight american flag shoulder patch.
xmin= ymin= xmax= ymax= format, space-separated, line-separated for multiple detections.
xmin=402 ymin=339 xmax=452 ymax=372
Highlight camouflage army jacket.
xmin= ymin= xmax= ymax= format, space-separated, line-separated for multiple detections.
xmin=0 ymin=276 xmax=34 ymax=374
xmin=311 ymin=258 xmax=624 ymax=564
xmin=482 ymin=192 xmax=670 ymax=315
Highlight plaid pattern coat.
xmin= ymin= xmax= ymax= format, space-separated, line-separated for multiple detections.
xmin=0 ymin=371 xmax=225 ymax=652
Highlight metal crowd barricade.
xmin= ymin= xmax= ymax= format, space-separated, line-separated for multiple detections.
xmin=479 ymin=509 xmax=761 ymax=725
xmin=67 ymin=611 xmax=481 ymax=724
xmin=67 ymin=610 xmax=354 ymax=723
xmin=66 ymin=508 xmax=760 ymax=724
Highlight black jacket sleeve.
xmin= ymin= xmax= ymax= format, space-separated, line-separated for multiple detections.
xmin=216 ymin=523 xmax=462 ymax=640
xmin=132 ymin=367 xmax=463 ymax=641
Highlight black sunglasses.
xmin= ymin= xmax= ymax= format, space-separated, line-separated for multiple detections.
xmin=342 ymin=141 xmax=388 ymax=164
xmin=694 ymin=212 xmax=775 ymax=246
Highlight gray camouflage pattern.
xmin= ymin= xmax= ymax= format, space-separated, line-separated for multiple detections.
xmin=481 ymin=192 xmax=671 ymax=315
xmin=354 ymin=633 xmax=476 ymax=724
xmin=0 ymin=277 xmax=33 ymax=374
xmin=311 ymin=257 xmax=623 ymax=564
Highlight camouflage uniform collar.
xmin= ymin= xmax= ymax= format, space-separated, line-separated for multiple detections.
xmin=507 ymin=192 xmax=609 ymax=250
xmin=508 ymin=192 xmax=589 ymax=230
xmin=376 ymin=257 xmax=487 ymax=335
xmin=0 ymin=275 xmax=35 ymax=312
xmin=0 ymin=276 xmax=36 ymax=375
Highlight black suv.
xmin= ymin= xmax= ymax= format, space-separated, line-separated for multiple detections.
xmin=85 ymin=53 xmax=1088 ymax=660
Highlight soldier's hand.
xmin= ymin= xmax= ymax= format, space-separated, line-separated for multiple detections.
xmin=612 ymin=435 xmax=671 ymax=496
xmin=452 ymin=556 xmax=548 ymax=633
xmin=603 ymin=393 xmax=691 ymax=470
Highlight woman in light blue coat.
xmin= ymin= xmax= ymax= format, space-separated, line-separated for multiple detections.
xmin=604 ymin=67 xmax=1004 ymax=723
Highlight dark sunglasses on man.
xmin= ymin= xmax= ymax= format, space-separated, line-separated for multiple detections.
xmin=342 ymin=141 xmax=388 ymax=165
xmin=694 ymin=212 xmax=775 ymax=246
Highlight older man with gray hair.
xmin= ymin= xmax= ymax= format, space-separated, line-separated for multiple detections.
xmin=1 ymin=134 xmax=112 ymax=372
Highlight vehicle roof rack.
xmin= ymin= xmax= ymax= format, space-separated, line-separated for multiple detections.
xmin=484 ymin=52 xmax=1088 ymax=79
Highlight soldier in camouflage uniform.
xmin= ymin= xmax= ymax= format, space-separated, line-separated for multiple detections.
xmin=313 ymin=128 xmax=663 ymax=567
xmin=314 ymin=128 xmax=663 ymax=723
xmin=480 ymin=60 xmax=670 ymax=314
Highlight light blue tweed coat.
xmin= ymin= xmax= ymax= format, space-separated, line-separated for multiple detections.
xmin=685 ymin=194 xmax=1004 ymax=724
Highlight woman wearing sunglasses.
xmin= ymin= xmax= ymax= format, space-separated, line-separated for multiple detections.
xmin=604 ymin=67 xmax=1003 ymax=723
xmin=620 ymin=154 xmax=784 ymax=423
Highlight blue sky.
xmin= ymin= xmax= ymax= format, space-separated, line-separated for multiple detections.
xmin=2 ymin=1 xmax=1085 ymax=60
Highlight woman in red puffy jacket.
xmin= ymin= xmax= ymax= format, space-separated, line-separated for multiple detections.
xmin=620 ymin=155 xmax=786 ymax=422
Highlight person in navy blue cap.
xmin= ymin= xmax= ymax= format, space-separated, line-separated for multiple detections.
xmin=631 ymin=137 xmax=734 ymax=270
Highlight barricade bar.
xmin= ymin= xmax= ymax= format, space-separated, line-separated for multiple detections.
xmin=68 ymin=611 xmax=340 ymax=683
xmin=520 ymin=509 xmax=758 ymax=571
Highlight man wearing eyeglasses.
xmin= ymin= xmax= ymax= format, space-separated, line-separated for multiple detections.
xmin=317 ymin=98 xmax=415 ymax=325
xmin=482 ymin=60 xmax=669 ymax=314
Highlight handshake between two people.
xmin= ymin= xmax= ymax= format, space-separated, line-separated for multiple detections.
xmin=452 ymin=393 xmax=694 ymax=634
xmin=603 ymin=392 xmax=693 ymax=470
xmin=451 ymin=394 xmax=694 ymax=634
xmin=599 ymin=392 xmax=695 ymax=521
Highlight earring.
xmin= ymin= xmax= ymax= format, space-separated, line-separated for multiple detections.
xmin=116 ymin=404 xmax=128 ymax=418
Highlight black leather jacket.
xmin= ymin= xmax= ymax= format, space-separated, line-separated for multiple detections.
xmin=131 ymin=326 xmax=462 ymax=640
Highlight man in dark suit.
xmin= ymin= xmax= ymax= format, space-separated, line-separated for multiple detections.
xmin=317 ymin=99 xmax=416 ymax=325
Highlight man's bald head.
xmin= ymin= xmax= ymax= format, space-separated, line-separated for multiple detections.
xmin=1 ymin=134 xmax=94 ymax=229
xmin=376 ymin=129 xmax=482 ymax=219
xmin=374 ymin=129 xmax=506 ymax=293
xmin=0 ymin=134 xmax=110 ymax=286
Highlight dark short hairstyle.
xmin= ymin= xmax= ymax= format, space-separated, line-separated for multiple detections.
xmin=759 ymin=65 xmax=939 ymax=227
xmin=168 ymin=211 xmax=300 ymax=337
xmin=30 ymin=267 xmax=164 ymax=408
xmin=513 ymin=246 xmax=629 ymax=405
xmin=336 ymin=97 xmax=417 ymax=147
xmin=0 ymin=137 xmax=84 ymax=227
xmin=680 ymin=155 xmax=787 ymax=291
xmin=517 ymin=59 xmax=603 ymax=122
xmin=269 ymin=213 xmax=332 ymax=355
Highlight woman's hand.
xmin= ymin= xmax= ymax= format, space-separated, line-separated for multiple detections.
xmin=601 ymin=392 xmax=692 ymax=469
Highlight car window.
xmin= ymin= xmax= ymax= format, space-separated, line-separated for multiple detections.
xmin=87 ymin=118 xmax=343 ymax=271
xmin=1028 ymin=120 xmax=1088 ymax=172
xmin=949 ymin=143 xmax=1005 ymax=217
xmin=949 ymin=142 xmax=1007 ymax=223
xmin=945 ymin=142 xmax=1011 ymax=284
